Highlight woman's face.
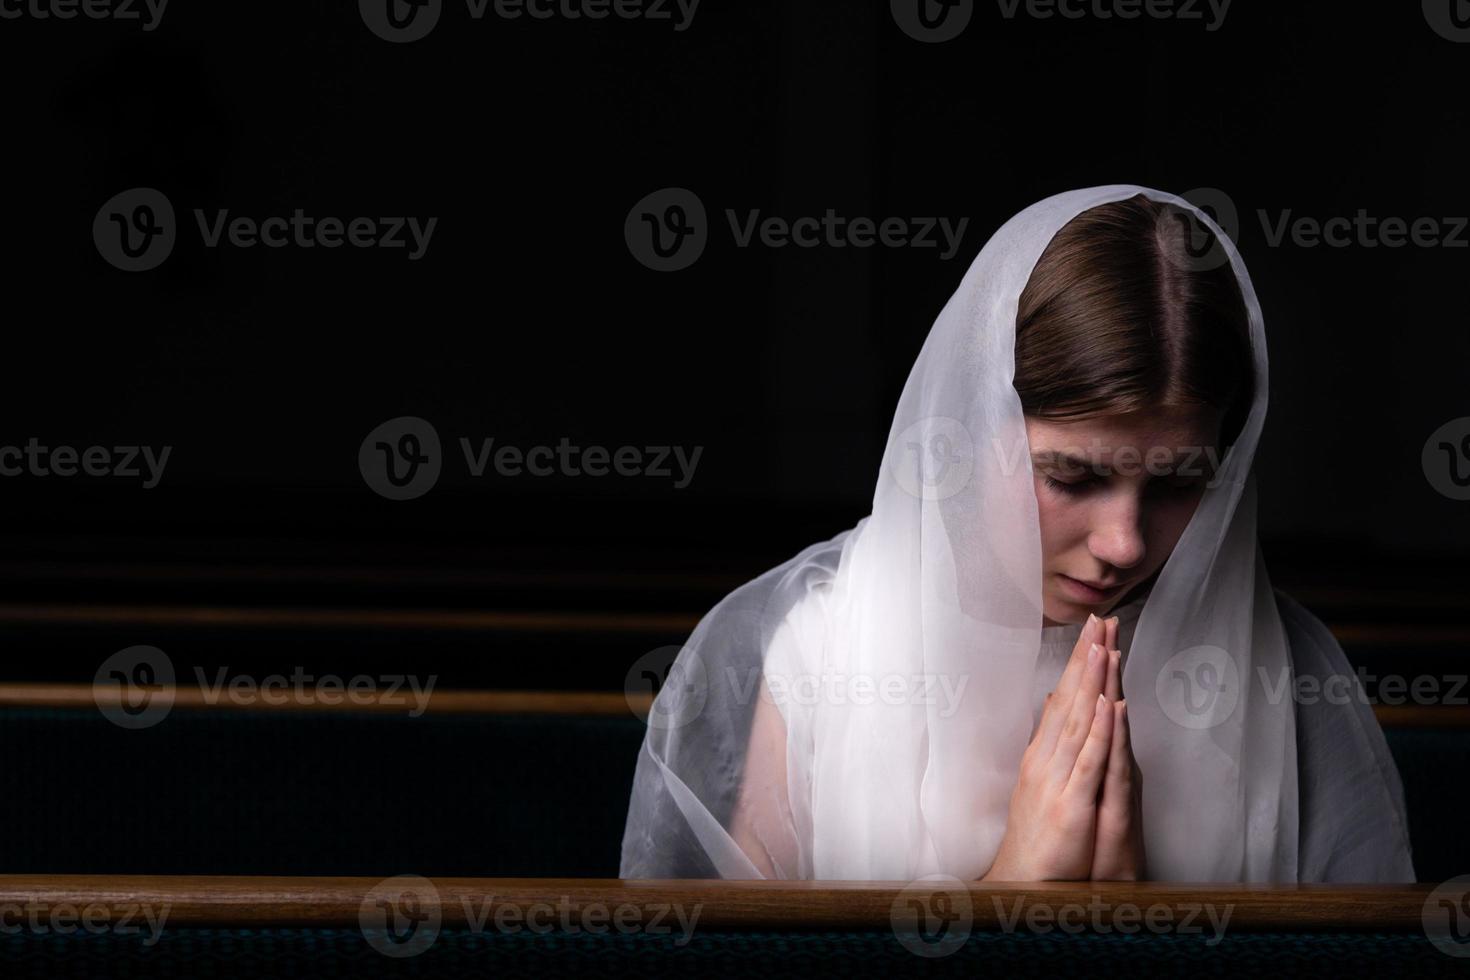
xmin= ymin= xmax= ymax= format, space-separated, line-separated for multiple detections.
xmin=1026 ymin=406 xmax=1225 ymax=627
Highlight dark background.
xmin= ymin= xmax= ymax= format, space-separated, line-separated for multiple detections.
xmin=1 ymin=0 xmax=1467 ymax=689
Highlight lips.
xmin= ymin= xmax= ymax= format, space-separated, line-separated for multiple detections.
xmin=1069 ymin=576 xmax=1123 ymax=592
xmin=1059 ymin=574 xmax=1128 ymax=599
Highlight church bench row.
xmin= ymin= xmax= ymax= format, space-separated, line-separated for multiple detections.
xmin=0 ymin=877 xmax=1463 ymax=978
xmin=0 ymin=688 xmax=1464 ymax=884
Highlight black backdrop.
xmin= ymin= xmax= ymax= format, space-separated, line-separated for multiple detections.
xmin=1 ymin=0 xmax=1467 ymax=686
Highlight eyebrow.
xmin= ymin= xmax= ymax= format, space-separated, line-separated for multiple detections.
xmin=1030 ymin=451 xmax=1108 ymax=474
xmin=1029 ymin=450 xmax=1214 ymax=474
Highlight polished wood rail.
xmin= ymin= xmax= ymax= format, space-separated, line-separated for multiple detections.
xmin=0 ymin=876 xmax=1441 ymax=931
xmin=0 ymin=683 xmax=657 ymax=716
xmin=0 ymin=600 xmax=1465 ymax=646
xmin=0 ymin=684 xmax=1466 ymax=725
xmin=0 ymin=603 xmax=700 ymax=635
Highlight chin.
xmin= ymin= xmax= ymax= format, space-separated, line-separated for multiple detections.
xmin=1043 ymin=578 xmax=1129 ymax=627
xmin=1042 ymin=595 xmax=1092 ymax=628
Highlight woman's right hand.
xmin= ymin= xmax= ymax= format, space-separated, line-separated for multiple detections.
xmin=981 ymin=613 xmax=1116 ymax=881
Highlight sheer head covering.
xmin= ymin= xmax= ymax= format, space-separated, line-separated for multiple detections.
xmin=619 ymin=184 xmax=1374 ymax=882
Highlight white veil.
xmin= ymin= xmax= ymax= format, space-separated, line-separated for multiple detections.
xmin=620 ymin=184 xmax=1411 ymax=883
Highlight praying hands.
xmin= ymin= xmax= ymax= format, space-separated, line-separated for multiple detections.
xmin=981 ymin=613 xmax=1147 ymax=882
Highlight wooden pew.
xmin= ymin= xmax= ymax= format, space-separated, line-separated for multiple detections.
xmin=0 ymin=875 xmax=1463 ymax=979
xmin=0 ymin=875 xmax=1445 ymax=931
xmin=0 ymin=686 xmax=1463 ymax=885
xmin=0 ymin=683 xmax=1465 ymax=727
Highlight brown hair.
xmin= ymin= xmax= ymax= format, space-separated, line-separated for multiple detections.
xmin=1014 ymin=194 xmax=1255 ymax=454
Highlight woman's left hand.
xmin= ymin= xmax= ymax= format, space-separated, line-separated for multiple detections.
xmin=1091 ymin=616 xmax=1147 ymax=881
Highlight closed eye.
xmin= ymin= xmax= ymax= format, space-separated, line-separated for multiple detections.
xmin=1044 ymin=473 xmax=1206 ymax=496
xmin=1043 ymin=474 xmax=1097 ymax=496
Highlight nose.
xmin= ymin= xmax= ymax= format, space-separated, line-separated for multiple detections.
xmin=1087 ymin=492 xmax=1146 ymax=573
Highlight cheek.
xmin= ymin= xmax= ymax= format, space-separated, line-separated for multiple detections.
xmin=1143 ymin=495 xmax=1205 ymax=564
xmin=1033 ymin=479 xmax=1090 ymax=555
